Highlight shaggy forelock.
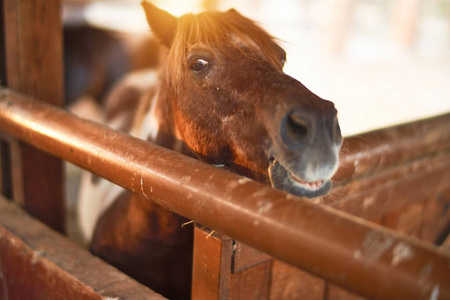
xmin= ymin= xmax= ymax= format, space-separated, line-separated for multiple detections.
xmin=165 ymin=10 xmax=284 ymax=91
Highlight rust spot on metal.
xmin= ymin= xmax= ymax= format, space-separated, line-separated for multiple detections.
xmin=238 ymin=178 xmax=251 ymax=185
xmin=358 ymin=231 xmax=394 ymax=263
xmin=391 ymin=242 xmax=414 ymax=266
xmin=180 ymin=176 xmax=191 ymax=184
xmin=257 ymin=200 xmax=272 ymax=214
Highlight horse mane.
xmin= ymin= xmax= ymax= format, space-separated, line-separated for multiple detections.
xmin=165 ymin=10 xmax=284 ymax=90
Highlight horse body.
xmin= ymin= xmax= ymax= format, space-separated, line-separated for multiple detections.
xmin=78 ymin=2 xmax=342 ymax=299
xmin=79 ymin=68 xmax=194 ymax=298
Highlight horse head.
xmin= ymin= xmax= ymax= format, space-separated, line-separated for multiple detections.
xmin=142 ymin=1 xmax=342 ymax=198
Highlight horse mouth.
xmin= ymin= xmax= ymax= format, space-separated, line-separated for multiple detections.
xmin=288 ymin=171 xmax=325 ymax=191
xmin=268 ymin=157 xmax=331 ymax=198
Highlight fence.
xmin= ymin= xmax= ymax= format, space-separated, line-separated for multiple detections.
xmin=1 ymin=87 xmax=450 ymax=299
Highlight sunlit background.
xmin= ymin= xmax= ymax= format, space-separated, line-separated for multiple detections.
xmin=64 ymin=0 xmax=450 ymax=137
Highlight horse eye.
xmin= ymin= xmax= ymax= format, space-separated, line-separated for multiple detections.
xmin=190 ymin=59 xmax=209 ymax=73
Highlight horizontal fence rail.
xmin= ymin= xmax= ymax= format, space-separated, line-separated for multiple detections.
xmin=0 ymin=87 xmax=449 ymax=300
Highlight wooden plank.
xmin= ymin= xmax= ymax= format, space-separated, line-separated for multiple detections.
xmin=1 ymin=0 xmax=65 ymax=232
xmin=3 ymin=0 xmax=64 ymax=102
xmin=0 ymin=0 xmax=6 ymax=86
xmin=8 ymin=139 xmax=24 ymax=206
xmin=192 ymin=226 xmax=233 ymax=299
xmin=270 ymin=260 xmax=324 ymax=300
xmin=232 ymin=241 xmax=270 ymax=273
xmin=0 ymin=134 xmax=24 ymax=205
xmin=0 ymin=140 xmax=6 ymax=197
xmin=0 ymin=196 xmax=165 ymax=299
xmin=192 ymin=226 xmax=272 ymax=300
xmin=0 ymin=0 xmax=7 ymax=198
xmin=230 ymin=260 xmax=271 ymax=300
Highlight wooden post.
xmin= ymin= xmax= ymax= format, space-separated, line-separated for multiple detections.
xmin=1 ymin=0 xmax=65 ymax=232
xmin=192 ymin=225 xmax=272 ymax=299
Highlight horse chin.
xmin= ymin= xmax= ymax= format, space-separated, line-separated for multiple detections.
xmin=268 ymin=158 xmax=332 ymax=198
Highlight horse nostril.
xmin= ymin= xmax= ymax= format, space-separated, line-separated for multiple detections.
xmin=286 ymin=111 xmax=309 ymax=141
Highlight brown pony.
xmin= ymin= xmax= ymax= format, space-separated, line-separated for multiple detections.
xmin=78 ymin=2 xmax=342 ymax=299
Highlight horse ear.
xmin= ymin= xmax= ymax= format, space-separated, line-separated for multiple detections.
xmin=141 ymin=1 xmax=177 ymax=47
xmin=227 ymin=8 xmax=241 ymax=16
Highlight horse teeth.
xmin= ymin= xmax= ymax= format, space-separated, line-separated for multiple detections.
xmin=289 ymin=172 xmax=324 ymax=190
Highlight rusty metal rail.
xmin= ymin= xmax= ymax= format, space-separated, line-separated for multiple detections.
xmin=0 ymin=87 xmax=449 ymax=300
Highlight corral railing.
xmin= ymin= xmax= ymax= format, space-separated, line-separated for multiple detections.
xmin=1 ymin=87 xmax=449 ymax=299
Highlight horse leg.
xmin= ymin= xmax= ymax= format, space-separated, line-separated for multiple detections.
xmin=90 ymin=191 xmax=193 ymax=299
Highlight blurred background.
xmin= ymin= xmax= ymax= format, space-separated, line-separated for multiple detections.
xmin=64 ymin=0 xmax=450 ymax=137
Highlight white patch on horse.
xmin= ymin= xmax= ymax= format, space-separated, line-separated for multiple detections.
xmin=78 ymin=173 xmax=124 ymax=243
xmin=135 ymin=89 xmax=160 ymax=142
xmin=125 ymin=70 xmax=159 ymax=92
xmin=78 ymin=69 xmax=161 ymax=244
xmin=221 ymin=115 xmax=235 ymax=124
xmin=107 ymin=69 xmax=159 ymax=132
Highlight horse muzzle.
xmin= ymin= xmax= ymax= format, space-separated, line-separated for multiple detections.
xmin=266 ymin=100 xmax=342 ymax=198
